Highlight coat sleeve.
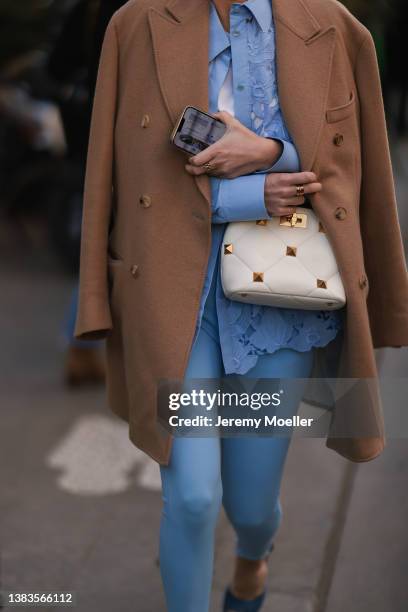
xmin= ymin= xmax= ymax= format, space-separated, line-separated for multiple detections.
xmin=355 ymin=30 xmax=408 ymax=348
xmin=74 ymin=16 xmax=118 ymax=341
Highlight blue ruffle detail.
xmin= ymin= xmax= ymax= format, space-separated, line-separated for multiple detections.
xmin=216 ymin=281 xmax=344 ymax=375
xmin=247 ymin=18 xmax=291 ymax=141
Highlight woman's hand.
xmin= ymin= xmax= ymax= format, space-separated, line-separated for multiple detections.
xmin=184 ymin=111 xmax=283 ymax=179
xmin=264 ymin=171 xmax=322 ymax=217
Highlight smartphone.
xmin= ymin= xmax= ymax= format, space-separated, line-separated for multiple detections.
xmin=170 ymin=105 xmax=227 ymax=155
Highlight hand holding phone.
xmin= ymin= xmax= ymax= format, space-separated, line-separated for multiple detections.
xmin=172 ymin=107 xmax=284 ymax=179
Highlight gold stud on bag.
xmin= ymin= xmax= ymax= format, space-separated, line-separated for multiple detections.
xmin=220 ymin=208 xmax=346 ymax=310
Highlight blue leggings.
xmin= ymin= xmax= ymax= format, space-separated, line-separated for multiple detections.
xmin=159 ymin=279 xmax=314 ymax=612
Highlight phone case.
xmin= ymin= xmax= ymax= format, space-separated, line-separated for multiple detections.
xmin=170 ymin=106 xmax=227 ymax=155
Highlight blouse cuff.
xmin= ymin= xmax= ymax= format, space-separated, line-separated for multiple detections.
xmin=211 ymin=173 xmax=269 ymax=223
xmin=254 ymin=138 xmax=300 ymax=174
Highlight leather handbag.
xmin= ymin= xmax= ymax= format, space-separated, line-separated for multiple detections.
xmin=220 ymin=208 xmax=346 ymax=310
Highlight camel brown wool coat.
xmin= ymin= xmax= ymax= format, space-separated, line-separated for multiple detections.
xmin=74 ymin=0 xmax=408 ymax=465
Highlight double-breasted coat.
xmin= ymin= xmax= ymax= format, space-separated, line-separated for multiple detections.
xmin=74 ymin=0 xmax=408 ymax=464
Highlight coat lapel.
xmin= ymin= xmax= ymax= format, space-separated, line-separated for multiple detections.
xmin=148 ymin=0 xmax=337 ymax=205
xmin=272 ymin=0 xmax=337 ymax=171
xmin=148 ymin=0 xmax=211 ymax=205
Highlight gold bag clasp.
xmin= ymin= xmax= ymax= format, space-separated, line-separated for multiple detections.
xmin=279 ymin=212 xmax=307 ymax=228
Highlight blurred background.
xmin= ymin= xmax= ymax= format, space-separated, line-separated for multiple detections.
xmin=0 ymin=1 xmax=407 ymax=611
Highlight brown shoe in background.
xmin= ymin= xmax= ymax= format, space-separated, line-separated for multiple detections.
xmin=64 ymin=345 xmax=106 ymax=387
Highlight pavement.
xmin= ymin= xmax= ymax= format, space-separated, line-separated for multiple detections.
xmin=0 ymin=135 xmax=407 ymax=612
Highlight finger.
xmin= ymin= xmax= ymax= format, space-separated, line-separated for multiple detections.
xmin=281 ymin=185 xmax=305 ymax=198
xmin=282 ymin=182 xmax=321 ymax=198
xmin=188 ymin=143 xmax=219 ymax=166
xmin=282 ymin=197 xmax=305 ymax=206
xmin=281 ymin=171 xmax=318 ymax=185
xmin=304 ymin=181 xmax=322 ymax=193
xmin=276 ymin=206 xmax=298 ymax=217
xmin=185 ymin=163 xmax=207 ymax=176
xmin=284 ymin=196 xmax=305 ymax=206
xmin=293 ymin=182 xmax=322 ymax=196
xmin=212 ymin=110 xmax=233 ymax=125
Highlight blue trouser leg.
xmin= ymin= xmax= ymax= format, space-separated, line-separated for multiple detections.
xmin=159 ymin=321 xmax=224 ymax=612
xmin=159 ymin=277 xmax=314 ymax=611
xmin=159 ymin=436 xmax=222 ymax=612
xmin=221 ymin=348 xmax=314 ymax=561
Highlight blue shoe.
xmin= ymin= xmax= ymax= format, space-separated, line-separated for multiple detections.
xmin=222 ymin=587 xmax=266 ymax=612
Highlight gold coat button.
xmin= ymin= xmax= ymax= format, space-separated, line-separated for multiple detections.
xmin=130 ymin=264 xmax=139 ymax=277
xmin=141 ymin=114 xmax=150 ymax=128
xmin=333 ymin=133 xmax=344 ymax=146
xmin=359 ymin=275 xmax=368 ymax=289
xmin=334 ymin=206 xmax=347 ymax=220
xmin=139 ymin=194 xmax=152 ymax=208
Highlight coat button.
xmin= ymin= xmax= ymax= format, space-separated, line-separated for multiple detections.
xmin=333 ymin=133 xmax=344 ymax=146
xmin=139 ymin=194 xmax=151 ymax=208
xmin=359 ymin=275 xmax=368 ymax=289
xmin=141 ymin=114 xmax=150 ymax=128
xmin=334 ymin=206 xmax=347 ymax=220
xmin=130 ymin=264 xmax=139 ymax=278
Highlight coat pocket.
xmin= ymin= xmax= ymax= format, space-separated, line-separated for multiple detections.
xmin=107 ymin=246 xmax=124 ymax=266
xmin=326 ymin=91 xmax=356 ymax=123
xmin=108 ymin=256 xmax=124 ymax=266
xmin=107 ymin=252 xmax=123 ymax=298
xmin=107 ymin=253 xmax=124 ymax=323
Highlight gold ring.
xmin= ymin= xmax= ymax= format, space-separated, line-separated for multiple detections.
xmin=295 ymin=184 xmax=305 ymax=197
xmin=204 ymin=162 xmax=214 ymax=173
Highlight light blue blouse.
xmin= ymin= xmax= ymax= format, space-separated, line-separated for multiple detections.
xmin=191 ymin=0 xmax=344 ymax=375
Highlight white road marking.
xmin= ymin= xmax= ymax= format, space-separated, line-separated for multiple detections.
xmin=45 ymin=414 xmax=161 ymax=495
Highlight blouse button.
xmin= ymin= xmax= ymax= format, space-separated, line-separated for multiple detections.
xmin=333 ymin=133 xmax=344 ymax=146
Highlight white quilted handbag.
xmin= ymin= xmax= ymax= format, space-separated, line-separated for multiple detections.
xmin=221 ymin=209 xmax=346 ymax=310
